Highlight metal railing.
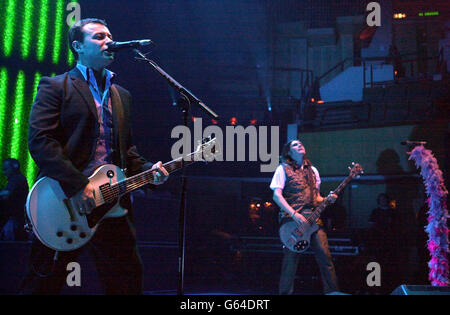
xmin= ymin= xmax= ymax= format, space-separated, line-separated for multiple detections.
xmin=315 ymin=53 xmax=440 ymax=90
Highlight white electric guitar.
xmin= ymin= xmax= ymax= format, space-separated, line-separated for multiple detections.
xmin=26 ymin=137 xmax=218 ymax=251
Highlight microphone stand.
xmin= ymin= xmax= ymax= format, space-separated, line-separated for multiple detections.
xmin=134 ymin=49 xmax=219 ymax=295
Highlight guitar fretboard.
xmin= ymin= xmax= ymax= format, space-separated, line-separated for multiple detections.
xmin=306 ymin=173 xmax=357 ymax=224
xmin=101 ymin=153 xmax=198 ymax=203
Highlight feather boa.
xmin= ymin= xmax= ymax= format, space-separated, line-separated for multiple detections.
xmin=409 ymin=145 xmax=449 ymax=286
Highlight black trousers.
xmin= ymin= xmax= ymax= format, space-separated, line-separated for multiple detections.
xmin=19 ymin=216 xmax=143 ymax=295
xmin=279 ymin=228 xmax=339 ymax=295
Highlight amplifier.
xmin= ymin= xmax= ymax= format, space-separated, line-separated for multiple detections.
xmin=233 ymin=236 xmax=359 ymax=256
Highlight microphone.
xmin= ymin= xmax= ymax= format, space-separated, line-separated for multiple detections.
xmin=106 ymin=39 xmax=153 ymax=52
xmin=400 ymin=140 xmax=427 ymax=146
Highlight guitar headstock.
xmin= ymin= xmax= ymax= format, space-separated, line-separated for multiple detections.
xmin=348 ymin=162 xmax=364 ymax=178
xmin=194 ymin=137 xmax=221 ymax=162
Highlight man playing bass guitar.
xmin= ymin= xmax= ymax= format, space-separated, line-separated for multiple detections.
xmin=270 ymin=139 xmax=339 ymax=295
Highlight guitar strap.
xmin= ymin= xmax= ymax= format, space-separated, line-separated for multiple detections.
xmin=110 ymin=85 xmax=128 ymax=175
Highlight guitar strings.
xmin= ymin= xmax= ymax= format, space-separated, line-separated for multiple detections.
xmin=299 ymin=173 xmax=361 ymax=235
xmin=101 ymin=173 xmax=155 ymax=201
xmin=102 ymin=161 xmax=173 ymax=200
xmin=99 ymin=143 xmax=218 ymax=201
xmin=291 ymin=166 xmax=362 ymax=243
xmin=99 ymin=154 xmax=195 ymax=201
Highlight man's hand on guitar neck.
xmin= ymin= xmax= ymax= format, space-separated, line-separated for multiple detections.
xmin=326 ymin=192 xmax=338 ymax=203
xmin=316 ymin=192 xmax=338 ymax=204
xmin=150 ymin=161 xmax=169 ymax=185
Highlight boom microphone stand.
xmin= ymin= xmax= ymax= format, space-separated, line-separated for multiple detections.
xmin=134 ymin=49 xmax=218 ymax=295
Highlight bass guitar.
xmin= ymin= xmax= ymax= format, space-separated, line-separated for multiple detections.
xmin=279 ymin=162 xmax=363 ymax=253
xmin=26 ymin=137 xmax=218 ymax=251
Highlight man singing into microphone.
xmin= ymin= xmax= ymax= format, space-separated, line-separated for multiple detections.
xmin=21 ymin=18 xmax=169 ymax=294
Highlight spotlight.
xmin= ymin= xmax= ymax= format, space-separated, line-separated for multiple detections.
xmin=249 ymin=198 xmax=263 ymax=229
xmin=394 ymin=13 xmax=406 ymax=19
xmin=266 ymin=96 xmax=272 ymax=111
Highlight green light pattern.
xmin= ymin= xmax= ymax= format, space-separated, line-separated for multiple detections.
xmin=52 ymin=0 xmax=65 ymax=64
xmin=1 ymin=1 xmax=82 ymax=186
xmin=21 ymin=0 xmax=34 ymax=59
xmin=68 ymin=44 xmax=75 ymax=65
xmin=36 ymin=0 xmax=49 ymax=62
xmin=25 ymin=72 xmax=43 ymax=187
xmin=25 ymin=150 xmax=37 ymax=187
xmin=31 ymin=72 xmax=41 ymax=109
xmin=3 ymin=0 xmax=17 ymax=57
xmin=0 ymin=68 xmax=9 ymax=160
xmin=10 ymin=71 xmax=26 ymax=160
xmin=419 ymin=11 xmax=439 ymax=17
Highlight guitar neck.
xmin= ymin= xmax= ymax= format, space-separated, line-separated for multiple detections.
xmin=307 ymin=173 xmax=355 ymax=224
xmin=111 ymin=154 xmax=197 ymax=197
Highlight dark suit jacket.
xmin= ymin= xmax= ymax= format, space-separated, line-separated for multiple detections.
xmin=28 ymin=67 xmax=150 ymax=199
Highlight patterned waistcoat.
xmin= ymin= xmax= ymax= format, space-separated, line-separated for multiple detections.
xmin=280 ymin=162 xmax=319 ymax=222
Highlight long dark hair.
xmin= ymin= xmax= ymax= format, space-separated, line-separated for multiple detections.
xmin=280 ymin=140 xmax=318 ymax=194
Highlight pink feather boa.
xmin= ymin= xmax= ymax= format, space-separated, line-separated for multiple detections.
xmin=409 ymin=145 xmax=449 ymax=286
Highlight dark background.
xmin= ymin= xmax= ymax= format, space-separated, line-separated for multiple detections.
xmin=0 ymin=0 xmax=449 ymax=294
